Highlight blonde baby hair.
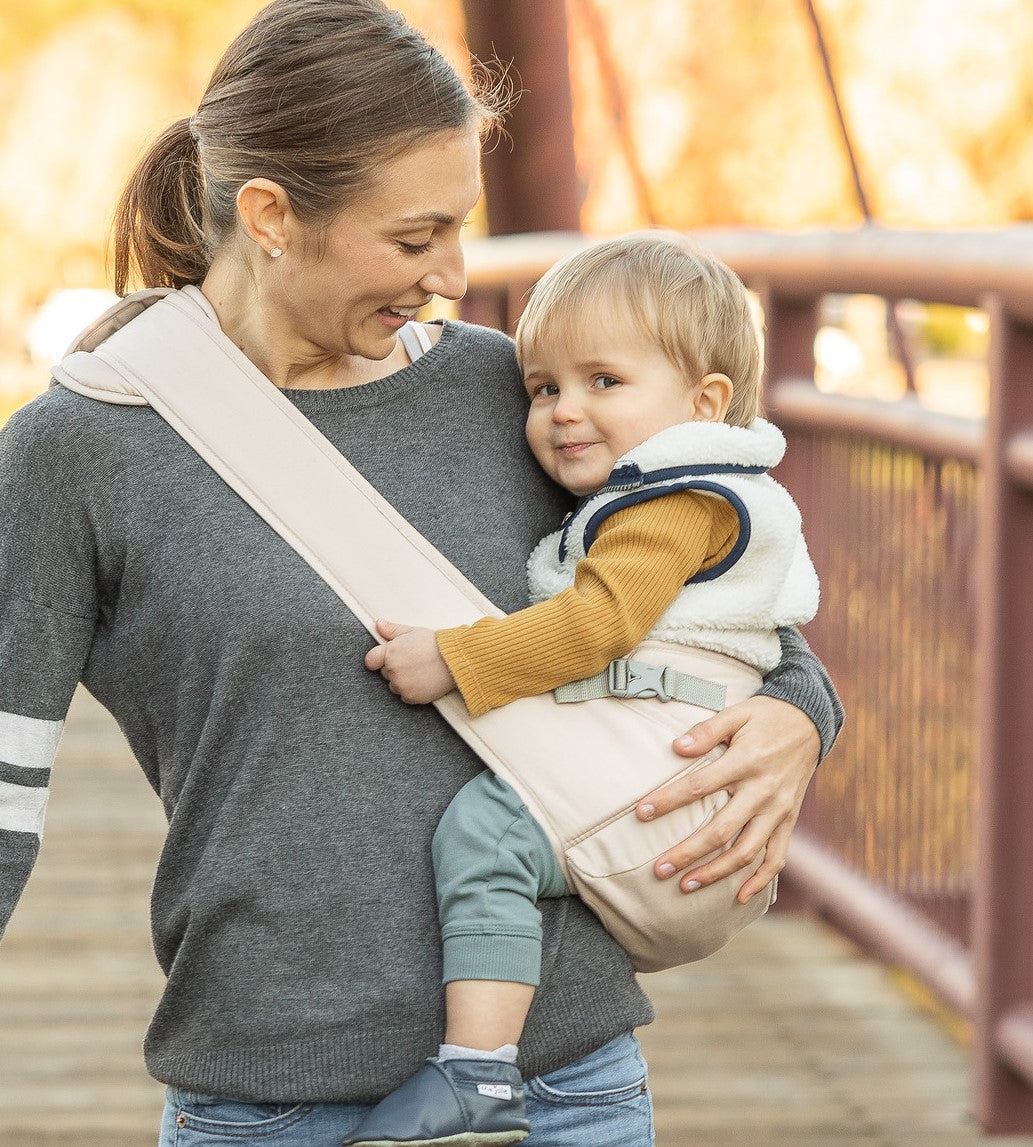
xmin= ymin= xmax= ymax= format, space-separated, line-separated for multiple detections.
xmin=515 ymin=230 xmax=763 ymax=427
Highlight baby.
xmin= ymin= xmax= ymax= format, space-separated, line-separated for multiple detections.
xmin=350 ymin=230 xmax=819 ymax=1147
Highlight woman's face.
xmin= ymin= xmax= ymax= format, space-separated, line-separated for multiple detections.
xmin=274 ymin=127 xmax=482 ymax=369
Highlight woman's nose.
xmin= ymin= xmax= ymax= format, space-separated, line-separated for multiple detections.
xmin=420 ymin=239 xmax=467 ymax=302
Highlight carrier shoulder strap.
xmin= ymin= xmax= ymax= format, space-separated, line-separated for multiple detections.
xmin=56 ymin=288 xmax=502 ymax=638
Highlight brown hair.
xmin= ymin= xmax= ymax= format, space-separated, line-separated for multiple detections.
xmin=113 ymin=0 xmax=510 ymax=293
xmin=515 ymin=230 xmax=764 ymax=427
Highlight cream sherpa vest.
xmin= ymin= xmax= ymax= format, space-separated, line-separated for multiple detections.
xmin=528 ymin=419 xmax=820 ymax=672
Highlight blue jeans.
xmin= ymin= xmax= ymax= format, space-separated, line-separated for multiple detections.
xmin=158 ymin=1033 xmax=654 ymax=1146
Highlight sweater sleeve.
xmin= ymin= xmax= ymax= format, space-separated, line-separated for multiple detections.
xmin=0 ymin=397 xmax=98 ymax=937
xmin=437 ymin=491 xmax=738 ymax=717
xmin=759 ymin=626 xmax=844 ymax=762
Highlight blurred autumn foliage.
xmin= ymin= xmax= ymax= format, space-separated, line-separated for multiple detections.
xmin=2 ymin=0 xmax=1032 ymax=394
xmin=570 ymin=0 xmax=1033 ymax=232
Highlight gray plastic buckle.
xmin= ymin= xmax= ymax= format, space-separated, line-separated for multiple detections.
xmin=607 ymin=658 xmax=671 ymax=702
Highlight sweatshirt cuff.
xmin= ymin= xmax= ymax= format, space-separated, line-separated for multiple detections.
xmin=759 ymin=628 xmax=845 ymax=762
xmin=436 ymin=627 xmax=491 ymax=718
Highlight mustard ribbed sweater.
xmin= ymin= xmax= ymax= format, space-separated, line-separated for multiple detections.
xmin=437 ymin=491 xmax=738 ymax=717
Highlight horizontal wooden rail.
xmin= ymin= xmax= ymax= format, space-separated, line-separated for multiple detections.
xmin=785 ymin=831 xmax=975 ymax=1018
xmin=769 ymin=380 xmax=984 ymax=463
xmin=787 ymin=836 xmax=1033 ymax=1093
xmin=463 ymin=226 xmax=1033 ymax=322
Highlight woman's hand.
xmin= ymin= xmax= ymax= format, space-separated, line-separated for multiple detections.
xmin=635 ymin=695 xmax=820 ymax=904
xmin=364 ymin=619 xmax=456 ymax=704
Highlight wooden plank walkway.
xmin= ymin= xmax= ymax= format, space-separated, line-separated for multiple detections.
xmin=2 ymin=689 xmax=1032 ymax=1146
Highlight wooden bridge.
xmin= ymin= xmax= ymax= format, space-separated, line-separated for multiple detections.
xmin=4 ymin=223 xmax=1033 ymax=1144
xmin=2 ymin=687 xmax=1032 ymax=1146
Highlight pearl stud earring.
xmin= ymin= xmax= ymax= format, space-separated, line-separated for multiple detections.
xmin=270 ymin=247 xmax=283 ymax=258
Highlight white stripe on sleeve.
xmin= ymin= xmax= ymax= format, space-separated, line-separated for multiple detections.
xmin=0 ymin=779 xmax=50 ymax=836
xmin=0 ymin=711 xmax=63 ymax=771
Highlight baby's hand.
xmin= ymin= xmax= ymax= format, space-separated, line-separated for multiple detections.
xmin=364 ymin=619 xmax=456 ymax=704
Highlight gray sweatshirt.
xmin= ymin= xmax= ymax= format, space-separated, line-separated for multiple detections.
xmin=0 ymin=318 xmax=841 ymax=1103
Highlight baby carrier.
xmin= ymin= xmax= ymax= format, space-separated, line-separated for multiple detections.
xmin=53 ymin=285 xmax=777 ymax=972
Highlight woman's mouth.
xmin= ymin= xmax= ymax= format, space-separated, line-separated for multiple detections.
xmin=377 ymin=305 xmax=422 ymax=329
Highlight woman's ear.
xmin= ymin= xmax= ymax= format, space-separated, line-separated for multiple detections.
xmin=693 ymin=372 xmax=734 ymax=423
xmin=236 ymin=178 xmax=292 ymax=258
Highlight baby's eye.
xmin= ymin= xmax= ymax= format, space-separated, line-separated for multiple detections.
xmin=530 ymin=382 xmax=559 ymax=399
xmin=592 ymin=374 xmax=621 ymax=390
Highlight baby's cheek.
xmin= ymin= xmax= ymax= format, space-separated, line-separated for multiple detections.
xmin=524 ymin=424 xmax=552 ymax=471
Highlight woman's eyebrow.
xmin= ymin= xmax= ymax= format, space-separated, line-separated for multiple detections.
xmin=394 ymin=211 xmax=457 ymax=226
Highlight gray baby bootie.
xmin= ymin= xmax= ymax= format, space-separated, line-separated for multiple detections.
xmin=341 ymin=1056 xmax=529 ymax=1146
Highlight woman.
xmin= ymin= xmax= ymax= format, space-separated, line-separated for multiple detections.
xmin=0 ymin=2 xmax=842 ymax=1144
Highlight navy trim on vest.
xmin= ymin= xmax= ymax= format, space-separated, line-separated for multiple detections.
xmin=641 ymin=462 xmax=767 ymax=483
xmin=559 ymin=490 xmax=606 ymax=562
xmin=604 ymin=460 xmax=768 ymax=492
xmin=575 ymin=479 xmax=752 ymax=584
xmin=682 ymin=482 xmax=751 ymax=582
xmin=558 ymin=461 xmax=767 ymax=563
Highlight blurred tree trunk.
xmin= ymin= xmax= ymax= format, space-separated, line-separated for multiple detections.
xmin=461 ymin=0 xmax=581 ymax=234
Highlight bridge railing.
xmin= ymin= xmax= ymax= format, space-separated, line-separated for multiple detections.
xmin=459 ymin=226 xmax=1033 ymax=1134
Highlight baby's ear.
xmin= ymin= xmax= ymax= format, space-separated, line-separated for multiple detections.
xmin=694 ymin=372 xmax=733 ymax=423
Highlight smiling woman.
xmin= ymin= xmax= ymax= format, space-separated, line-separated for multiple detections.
xmin=1 ymin=1 xmax=668 ymax=1142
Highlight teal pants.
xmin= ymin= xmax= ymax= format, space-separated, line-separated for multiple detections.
xmin=432 ymin=771 xmax=569 ymax=986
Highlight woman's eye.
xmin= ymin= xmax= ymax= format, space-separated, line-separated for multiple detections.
xmin=399 ymin=239 xmax=433 ymax=255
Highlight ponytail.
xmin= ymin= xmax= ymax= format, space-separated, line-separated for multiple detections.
xmin=111 ymin=0 xmax=514 ymax=296
xmin=112 ymin=117 xmax=209 ymax=294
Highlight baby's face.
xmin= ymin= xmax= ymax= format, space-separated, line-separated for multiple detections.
xmin=522 ymin=317 xmax=703 ymax=497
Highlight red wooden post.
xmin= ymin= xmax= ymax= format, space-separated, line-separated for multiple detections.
xmin=460 ymin=0 xmax=582 ymax=235
xmin=756 ymin=284 xmax=821 ymax=538
xmin=758 ymin=287 xmax=820 ymax=392
xmin=754 ymin=285 xmax=825 ymax=909
xmin=974 ymin=297 xmax=1033 ymax=1131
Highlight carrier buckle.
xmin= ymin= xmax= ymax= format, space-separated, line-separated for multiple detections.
xmin=607 ymin=658 xmax=671 ymax=702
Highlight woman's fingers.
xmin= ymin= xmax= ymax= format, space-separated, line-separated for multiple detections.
xmin=661 ymin=803 xmax=796 ymax=901
xmin=636 ymin=746 xmax=738 ymax=823
xmin=634 ymin=695 xmax=821 ymax=899
xmin=670 ymin=705 xmax=749 ymax=760
xmin=650 ymin=790 xmax=775 ymax=887
xmin=734 ymin=819 xmax=794 ymax=903
xmin=646 ymin=767 xmax=800 ymax=891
